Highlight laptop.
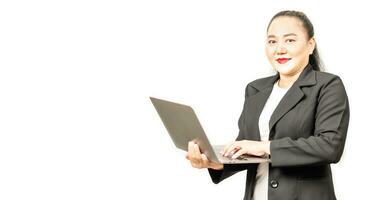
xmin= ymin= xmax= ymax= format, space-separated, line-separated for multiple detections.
xmin=150 ymin=97 xmax=270 ymax=164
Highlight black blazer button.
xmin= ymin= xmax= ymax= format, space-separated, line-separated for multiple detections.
xmin=270 ymin=180 xmax=279 ymax=188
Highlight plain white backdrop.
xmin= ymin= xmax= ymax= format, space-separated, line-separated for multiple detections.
xmin=0 ymin=0 xmax=367 ymax=199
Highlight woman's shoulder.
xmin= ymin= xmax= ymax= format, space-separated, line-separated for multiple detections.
xmin=315 ymin=70 xmax=340 ymax=79
xmin=314 ymin=70 xmax=344 ymax=86
xmin=247 ymin=75 xmax=277 ymax=91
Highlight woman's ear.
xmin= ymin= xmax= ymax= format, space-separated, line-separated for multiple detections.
xmin=308 ymin=37 xmax=316 ymax=54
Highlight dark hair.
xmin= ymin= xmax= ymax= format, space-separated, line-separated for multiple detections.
xmin=267 ymin=10 xmax=324 ymax=71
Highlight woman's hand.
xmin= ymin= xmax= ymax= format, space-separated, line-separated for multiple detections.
xmin=222 ymin=140 xmax=271 ymax=159
xmin=186 ymin=141 xmax=224 ymax=170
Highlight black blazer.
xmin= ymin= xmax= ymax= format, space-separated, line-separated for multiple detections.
xmin=208 ymin=65 xmax=350 ymax=200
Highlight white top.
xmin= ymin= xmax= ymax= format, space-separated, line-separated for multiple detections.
xmin=253 ymin=81 xmax=291 ymax=200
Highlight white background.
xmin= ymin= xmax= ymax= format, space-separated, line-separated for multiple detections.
xmin=0 ymin=0 xmax=366 ymax=199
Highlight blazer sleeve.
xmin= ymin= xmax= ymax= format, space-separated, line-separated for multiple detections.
xmin=270 ymin=76 xmax=350 ymax=167
xmin=208 ymin=84 xmax=256 ymax=184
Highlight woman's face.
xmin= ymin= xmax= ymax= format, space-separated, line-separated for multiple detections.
xmin=266 ymin=16 xmax=315 ymax=76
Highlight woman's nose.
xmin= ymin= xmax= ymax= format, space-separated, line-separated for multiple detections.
xmin=276 ymin=43 xmax=287 ymax=54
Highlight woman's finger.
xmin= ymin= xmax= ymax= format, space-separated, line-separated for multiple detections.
xmin=222 ymin=141 xmax=233 ymax=155
xmin=187 ymin=142 xmax=199 ymax=164
xmin=201 ymin=154 xmax=209 ymax=167
xmin=231 ymin=148 xmax=246 ymax=160
xmin=187 ymin=141 xmax=194 ymax=156
xmin=222 ymin=142 xmax=235 ymax=156
xmin=193 ymin=143 xmax=202 ymax=158
xmin=190 ymin=161 xmax=198 ymax=168
xmin=187 ymin=143 xmax=201 ymax=166
xmin=201 ymin=153 xmax=209 ymax=163
xmin=224 ymin=142 xmax=240 ymax=157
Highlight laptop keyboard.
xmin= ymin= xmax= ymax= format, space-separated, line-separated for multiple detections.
xmin=222 ymin=154 xmax=248 ymax=160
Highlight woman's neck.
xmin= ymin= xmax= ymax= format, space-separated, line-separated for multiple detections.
xmin=278 ymin=70 xmax=303 ymax=89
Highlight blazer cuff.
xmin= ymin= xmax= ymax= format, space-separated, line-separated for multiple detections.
xmin=208 ymin=164 xmax=249 ymax=184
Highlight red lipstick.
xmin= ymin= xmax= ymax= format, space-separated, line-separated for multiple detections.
xmin=276 ymin=58 xmax=291 ymax=64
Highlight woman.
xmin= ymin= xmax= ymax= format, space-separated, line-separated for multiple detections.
xmin=186 ymin=10 xmax=349 ymax=200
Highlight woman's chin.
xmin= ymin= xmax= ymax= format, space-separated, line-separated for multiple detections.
xmin=273 ymin=63 xmax=294 ymax=74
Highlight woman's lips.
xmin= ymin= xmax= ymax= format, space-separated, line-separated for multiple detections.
xmin=276 ymin=58 xmax=291 ymax=64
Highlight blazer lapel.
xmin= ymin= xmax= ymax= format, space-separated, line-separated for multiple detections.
xmin=246 ymin=86 xmax=274 ymax=141
xmin=268 ymin=65 xmax=317 ymax=133
xmin=245 ymin=74 xmax=279 ymax=141
xmin=268 ymin=85 xmax=304 ymax=131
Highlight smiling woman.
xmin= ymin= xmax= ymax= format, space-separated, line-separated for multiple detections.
xmin=265 ymin=11 xmax=322 ymax=89
xmin=185 ymin=10 xmax=349 ymax=200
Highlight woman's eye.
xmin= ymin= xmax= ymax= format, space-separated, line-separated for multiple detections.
xmin=286 ymin=39 xmax=296 ymax=43
xmin=268 ymin=40 xmax=276 ymax=44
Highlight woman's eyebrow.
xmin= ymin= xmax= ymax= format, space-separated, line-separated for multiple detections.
xmin=267 ymin=33 xmax=297 ymax=38
xmin=284 ymin=33 xmax=297 ymax=37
